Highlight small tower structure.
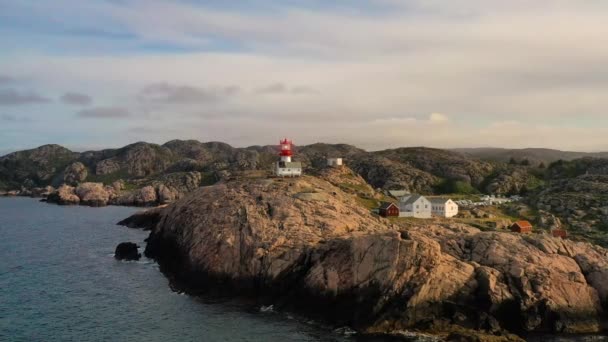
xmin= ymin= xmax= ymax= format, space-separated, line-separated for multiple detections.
xmin=275 ymin=138 xmax=302 ymax=177
xmin=279 ymin=138 xmax=293 ymax=163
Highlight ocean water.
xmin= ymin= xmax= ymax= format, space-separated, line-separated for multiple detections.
xmin=0 ymin=197 xmax=396 ymax=342
xmin=1 ymin=197 xmax=606 ymax=342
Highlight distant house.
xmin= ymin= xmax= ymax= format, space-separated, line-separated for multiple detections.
xmin=379 ymin=202 xmax=399 ymax=217
xmin=510 ymin=220 xmax=533 ymax=233
xmin=430 ymin=198 xmax=459 ymax=218
xmin=327 ymin=157 xmax=343 ymax=167
xmin=399 ymin=195 xmax=432 ymax=218
xmin=552 ymin=229 xmax=568 ymax=239
xmin=388 ymin=190 xmax=410 ymax=198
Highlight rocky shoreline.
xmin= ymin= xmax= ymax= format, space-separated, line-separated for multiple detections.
xmin=118 ymin=173 xmax=608 ymax=341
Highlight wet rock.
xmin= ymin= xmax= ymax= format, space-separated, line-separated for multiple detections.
xmin=114 ymin=242 xmax=141 ymax=261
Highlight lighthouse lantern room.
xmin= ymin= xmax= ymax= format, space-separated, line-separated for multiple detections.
xmin=275 ymin=138 xmax=302 ymax=177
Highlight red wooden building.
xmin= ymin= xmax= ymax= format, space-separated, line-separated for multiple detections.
xmin=552 ymin=229 xmax=568 ymax=239
xmin=510 ymin=220 xmax=533 ymax=234
xmin=379 ymin=202 xmax=399 ymax=217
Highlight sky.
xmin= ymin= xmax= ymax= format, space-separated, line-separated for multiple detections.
xmin=1 ymin=0 xmax=608 ymax=154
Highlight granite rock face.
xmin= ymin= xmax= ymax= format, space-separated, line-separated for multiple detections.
xmin=133 ymin=175 xmax=608 ymax=338
xmin=62 ymin=162 xmax=88 ymax=185
xmin=47 ymin=185 xmax=80 ymax=205
xmin=74 ymin=182 xmax=110 ymax=207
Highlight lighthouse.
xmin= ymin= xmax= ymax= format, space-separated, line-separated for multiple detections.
xmin=279 ymin=138 xmax=293 ymax=163
xmin=275 ymin=138 xmax=302 ymax=177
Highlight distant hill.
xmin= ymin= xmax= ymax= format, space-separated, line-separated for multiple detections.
xmin=1 ymin=140 xmax=542 ymax=197
xmin=453 ymin=147 xmax=608 ymax=166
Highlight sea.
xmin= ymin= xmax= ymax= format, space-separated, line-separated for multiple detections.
xmin=0 ymin=197 xmax=606 ymax=342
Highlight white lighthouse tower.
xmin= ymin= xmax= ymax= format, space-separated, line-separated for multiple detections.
xmin=275 ymin=138 xmax=302 ymax=177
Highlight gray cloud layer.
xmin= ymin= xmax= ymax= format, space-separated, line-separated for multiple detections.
xmin=0 ymin=75 xmax=16 ymax=85
xmin=0 ymin=89 xmax=51 ymax=106
xmin=61 ymin=92 xmax=93 ymax=106
xmin=139 ymin=82 xmax=239 ymax=104
xmin=77 ymin=107 xmax=130 ymax=119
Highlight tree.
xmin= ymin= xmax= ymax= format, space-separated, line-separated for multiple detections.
xmin=509 ymin=157 xmax=517 ymax=165
xmin=520 ymin=158 xmax=531 ymax=166
xmin=538 ymin=162 xmax=546 ymax=169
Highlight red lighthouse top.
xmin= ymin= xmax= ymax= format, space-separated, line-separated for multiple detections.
xmin=279 ymin=138 xmax=293 ymax=157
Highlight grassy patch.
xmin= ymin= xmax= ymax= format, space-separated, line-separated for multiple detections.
xmin=434 ymin=179 xmax=479 ymax=195
xmin=338 ymin=182 xmax=371 ymax=194
xmin=356 ymin=196 xmax=380 ymax=210
xmin=200 ymin=172 xmax=218 ymax=186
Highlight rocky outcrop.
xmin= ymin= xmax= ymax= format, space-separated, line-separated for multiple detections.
xmin=114 ymin=242 xmax=141 ymax=261
xmin=132 ymin=175 xmax=608 ymax=339
xmin=47 ymin=185 xmax=80 ymax=205
xmin=349 ymin=155 xmax=438 ymax=193
xmin=117 ymin=207 xmax=165 ymax=230
xmin=74 ymin=182 xmax=110 ymax=207
xmin=63 ymin=162 xmax=88 ymax=185
xmin=0 ymin=144 xmax=79 ymax=189
xmin=30 ymin=186 xmax=55 ymax=198
xmin=115 ymin=186 xmax=157 ymax=206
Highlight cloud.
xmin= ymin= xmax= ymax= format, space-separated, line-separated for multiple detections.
xmin=0 ymin=75 xmax=16 ymax=85
xmin=291 ymin=86 xmax=319 ymax=95
xmin=139 ymin=82 xmax=239 ymax=104
xmin=0 ymin=89 xmax=51 ymax=106
xmin=255 ymin=83 xmax=287 ymax=94
xmin=60 ymin=92 xmax=93 ymax=106
xmin=3 ymin=1 xmax=608 ymax=151
xmin=77 ymin=107 xmax=130 ymax=118
xmin=1 ymin=114 xmax=17 ymax=121
xmin=429 ymin=113 xmax=449 ymax=123
xmin=255 ymin=83 xmax=319 ymax=95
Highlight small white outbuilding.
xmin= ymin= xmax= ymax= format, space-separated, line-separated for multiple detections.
xmin=327 ymin=157 xmax=343 ymax=167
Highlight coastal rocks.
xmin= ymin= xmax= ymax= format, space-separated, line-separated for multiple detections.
xmin=133 ymin=175 xmax=608 ymax=338
xmin=115 ymin=186 xmax=157 ymax=206
xmin=74 ymin=182 xmax=110 ymax=207
xmin=117 ymin=207 xmax=165 ymax=230
xmin=63 ymin=162 xmax=88 ymax=185
xmin=30 ymin=186 xmax=55 ymax=198
xmin=114 ymin=242 xmax=141 ymax=261
xmin=47 ymin=185 xmax=80 ymax=205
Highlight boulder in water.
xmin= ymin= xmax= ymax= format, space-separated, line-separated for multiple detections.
xmin=114 ymin=242 xmax=141 ymax=261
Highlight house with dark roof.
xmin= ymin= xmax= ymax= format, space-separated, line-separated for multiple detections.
xmin=429 ymin=197 xmax=459 ymax=218
xmin=398 ymin=194 xmax=432 ymax=218
xmin=379 ymin=202 xmax=399 ymax=217
xmin=510 ymin=220 xmax=533 ymax=233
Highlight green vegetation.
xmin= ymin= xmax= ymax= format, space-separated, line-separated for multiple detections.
xmin=200 ymin=172 xmax=218 ymax=186
xmin=356 ymin=196 xmax=380 ymax=210
xmin=434 ymin=179 xmax=479 ymax=195
xmin=338 ymin=182 xmax=371 ymax=194
xmin=86 ymin=169 xmax=131 ymax=185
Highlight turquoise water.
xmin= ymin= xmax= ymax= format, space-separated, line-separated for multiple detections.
xmin=0 ymin=198 xmax=387 ymax=342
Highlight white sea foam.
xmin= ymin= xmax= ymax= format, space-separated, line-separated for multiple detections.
xmin=259 ymin=305 xmax=274 ymax=313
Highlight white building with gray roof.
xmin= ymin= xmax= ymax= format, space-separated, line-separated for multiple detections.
xmin=398 ymin=194 xmax=432 ymax=218
xmin=429 ymin=198 xmax=459 ymax=218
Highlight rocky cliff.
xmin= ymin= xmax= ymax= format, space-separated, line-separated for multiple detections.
xmin=123 ymin=173 xmax=608 ymax=340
